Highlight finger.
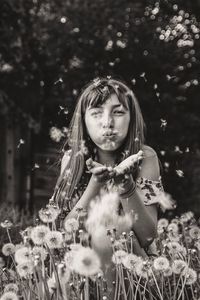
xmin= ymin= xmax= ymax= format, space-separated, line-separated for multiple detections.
xmin=90 ymin=166 xmax=108 ymax=175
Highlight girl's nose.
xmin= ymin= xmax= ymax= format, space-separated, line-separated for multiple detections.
xmin=102 ymin=113 xmax=113 ymax=128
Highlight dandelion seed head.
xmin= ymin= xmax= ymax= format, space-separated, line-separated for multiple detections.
xmin=183 ymin=267 xmax=197 ymax=285
xmin=16 ymin=262 xmax=34 ymax=278
xmin=172 ymin=259 xmax=188 ymax=274
xmin=31 ymin=225 xmax=50 ymax=245
xmin=158 ymin=218 xmax=169 ymax=228
xmin=153 ymin=257 xmax=170 ymax=271
xmin=112 ymin=250 xmax=127 ymax=265
xmin=0 ymin=291 xmax=19 ymax=300
xmin=14 ymin=247 xmax=31 ymax=264
xmin=1 ymin=220 xmax=13 ymax=229
xmin=122 ymin=253 xmax=143 ymax=270
xmin=71 ymin=247 xmax=101 ymax=276
xmin=45 ymin=231 xmax=63 ymax=249
xmin=39 ymin=207 xmax=60 ymax=223
xmin=189 ymin=226 xmax=200 ymax=239
xmin=63 ymin=218 xmax=79 ymax=233
xmin=2 ymin=243 xmax=16 ymax=256
xmin=32 ymin=246 xmax=48 ymax=261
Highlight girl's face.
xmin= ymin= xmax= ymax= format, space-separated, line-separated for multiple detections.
xmin=84 ymin=94 xmax=130 ymax=151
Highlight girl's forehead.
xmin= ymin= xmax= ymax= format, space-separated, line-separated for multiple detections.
xmin=87 ymin=93 xmax=128 ymax=109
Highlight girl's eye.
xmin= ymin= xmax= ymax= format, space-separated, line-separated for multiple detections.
xmin=91 ymin=110 xmax=102 ymax=116
xmin=113 ymin=110 xmax=125 ymax=115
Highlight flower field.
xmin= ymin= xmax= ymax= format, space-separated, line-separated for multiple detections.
xmin=0 ymin=192 xmax=200 ymax=300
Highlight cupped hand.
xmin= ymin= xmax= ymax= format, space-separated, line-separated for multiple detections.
xmin=113 ymin=150 xmax=143 ymax=179
xmin=86 ymin=158 xmax=114 ymax=183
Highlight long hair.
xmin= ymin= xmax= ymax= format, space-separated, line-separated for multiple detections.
xmin=52 ymin=77 xmax=146 ymax=212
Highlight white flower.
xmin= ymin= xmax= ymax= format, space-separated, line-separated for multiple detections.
xmin=167 ymin=242 xmax=183 ymax=256
xmin=86 ymin=191 xmax=132 ymax=235
xmin=39 ymin=207 xmax=60 ymax=223
xmin=171 ymin=259 xmax=188 ymax=275
xmin=153 ymin=257 xmax=170 ymax=271
xmin=71 ymin=247 xmax=101 ymax=277
xmin=122 ymin=253 xmax=143 ymax=270
xmin=157 ymin=192 xmax=176 ymax=212
xmin=158 ymin=218 xmax=169 ymax=228
xmin=167 ymin=223 xmax=179 ymax=233
xmin=90 ymin=226 xmax=111 ymax=252
xmin=14 ymin=247 xmax=31 ymax=264
xmin=16 ymin=262 xmax=34 ymax=277
xmin=63 ymin=218 xmax=79 ymax=233
xmin=31 ymin=225 xmax=50 ymax=245
xmin=0 ymin=292 xmax=19 ymax=300
xmin=112 ymin=250 xmax=127 ymax=265
xmin=49 ymin=127 xmax=64 ymax=142
xmin=180 ymin=211 xmax=194 ymax=223
xmin=135 ymin=261 xmax=151 ymax=279
xmin=0 ymin=220 xmax=13 ymax=229
xmin=2 ymin=243 xmax=16 ymax=256
xmin=32 ymin=246 xmax=48 ymax=261
xmin=45 ymin=231 xmax=63 ymax=249
xmin=188 ymin=226 xmax=200 ymax=239
xmin=183 ymin=268 xmax=197 ymax=285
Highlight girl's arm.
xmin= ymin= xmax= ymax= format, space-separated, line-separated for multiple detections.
xmin=64 ymin=175 xmax=104 ymax=220
xmin=61 ymin=152 xmax=111 ymax=220
xmin=118 ymin=146 xmax=160 ymax=248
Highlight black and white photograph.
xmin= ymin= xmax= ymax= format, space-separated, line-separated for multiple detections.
xmin=0 ymin=0 xmax=200 ymax=299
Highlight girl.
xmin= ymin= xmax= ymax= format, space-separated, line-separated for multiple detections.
xmin=51 ymin=77 xmax=163 ymax=296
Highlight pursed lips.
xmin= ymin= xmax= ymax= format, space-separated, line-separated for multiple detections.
xmin=102 ymin=130 xmax=118 ymax=137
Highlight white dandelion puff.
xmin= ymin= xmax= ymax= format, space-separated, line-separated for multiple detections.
xmin=153 ymin=257 xmax=170 ymax=271
xmin=16 ymin=262 xmax=34 ymax=277
xmin=63 ymin=218 xmax=79 ymax=233
xmin=71 ymin=247 xmax=101 ymax=277
xmin=0 ymin=292 xmax=19 ymax=300
xmin=2 ymin=243 xmax=16 ymax=256
xmin=14 ymin=247 xmax=31 ymax=264
xmin=112 ymin=250 xmax=127 ymax=265
xmin=39 ymin=207 xmax=60 ymax=223
xmin=158 ymin=218 xmax=169 ymax=228
xmin=167 ymin=242 xmax=184 ymax=256
xmin=183 ymin=268 xmax=197 ymax=285
xmin=32 ymin=246 xmax=48 ymax=261
xmin=122 ymin=254 xmax=143 ymax=270
xmin=45 ymin=231 xmax=63 ymax=249
xmin=135 ymin=261 xmax=151 ymax=279
xmin=188 ymin=226 xmax=200 ymax=239
xmin=167 ymin=223 xmax=179 ymax=233
xmin=31 ymin=225 xmax=50 ymax=245
xmin=171 ymin=259 xmax=188 ymax=275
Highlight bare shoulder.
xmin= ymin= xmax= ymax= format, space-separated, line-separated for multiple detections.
xmin=141 ymin=144 xmax=157 ymax=159
xmin=139 ymin=145 xmax=160 ymax=180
